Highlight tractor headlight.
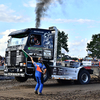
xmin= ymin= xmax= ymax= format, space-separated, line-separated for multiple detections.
xmin=44 ymin=50 xmax=51 ymax=57
xmin=20 ymin=69 xmax=23 ymax=72
xmin=20 ymin=63 xmax=26 ymax=66
xmin=20 ymin=63 xmax=23 ymax=66
xmin=4 ymin=68 xmax=8 ymax=72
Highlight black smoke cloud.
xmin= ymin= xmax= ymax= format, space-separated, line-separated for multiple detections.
xmin=35 ymin=0 xmax=63 ymax=28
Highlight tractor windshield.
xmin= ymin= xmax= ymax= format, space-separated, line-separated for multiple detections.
xmin=8 ymin=35 xmax=28 ymax=47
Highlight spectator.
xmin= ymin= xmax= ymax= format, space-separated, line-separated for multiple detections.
xmin=34 ymin=36 xmax=40 ymax=45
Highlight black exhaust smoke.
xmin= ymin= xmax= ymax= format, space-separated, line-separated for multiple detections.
xmin=35 ymin=0 xmax=63 ymax=28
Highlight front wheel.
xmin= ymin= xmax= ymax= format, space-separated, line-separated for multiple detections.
xmin=43 ymin=69 xmax=49 ymax=82
xmin=78 ymin=70 xmax=90 ymax=84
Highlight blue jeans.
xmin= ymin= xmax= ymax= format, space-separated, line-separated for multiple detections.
xmin=35 ymin=76 xmax=43 ymax=93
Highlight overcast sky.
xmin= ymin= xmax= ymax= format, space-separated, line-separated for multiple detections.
xmin=0 ymin=0 xmax=100 ymax=58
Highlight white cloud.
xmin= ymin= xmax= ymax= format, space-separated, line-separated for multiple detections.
xmin=23 ymin=0 xmax=36 ymax=7
xmin=71 ymin=42 xmax=81 ymax=46
xmin=56 ymin=18 xmax=94 ymax=23
xmin=87 ymin=39 xmax=92 ymax=43
xmin=75 ymin=36 xmax=81 ymax=39
xmin=68 ymin=38 xmax=88 ymax=58
xmin=0 ymin=4 xmax=30 ymax=22
xmin=69 ymin=38 xmax=88 ymax=48
xmin=42 ymin=18 xmax=95 ymax=24
xmin=77 ymin=19 xmax=94 ymax=23
xmin=0 ymin=29 xmax=16 ymax=56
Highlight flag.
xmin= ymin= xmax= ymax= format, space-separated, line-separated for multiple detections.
xmin=22 ymin=49 xmax=30 ymax=58
xmin=61 ymin=47 xmax=68 ymax=55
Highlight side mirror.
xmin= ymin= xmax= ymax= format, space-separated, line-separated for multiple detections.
xmin=30 ymin=35 xmax=34 ymax=39
xmin=7 ymin=39 xmax=10 ymax=43
xmin=30 ymin=39 xmax=34 ymax=44
xmin=30 ymin=39 xmax=35 ymax=45
xmin=30 ymin=35 xmax=35 ymax=45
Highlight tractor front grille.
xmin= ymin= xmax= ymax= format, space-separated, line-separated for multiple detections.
xmin=10 ymin=51 xmax=16 ymax=65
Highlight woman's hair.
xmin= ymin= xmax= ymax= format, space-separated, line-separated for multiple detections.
xmin=38 ymin=57 xmax=43 ymax=62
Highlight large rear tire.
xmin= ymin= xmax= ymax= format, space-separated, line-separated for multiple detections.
xmin=15 ymin=76 xmax=28 ymax=82
xmin=78 ymin=70 xmax=90 ymax=84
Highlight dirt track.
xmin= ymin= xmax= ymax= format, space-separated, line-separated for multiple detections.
xmin=0 ymin=71 xmax=100 ymax=100
xmin=0 ymin=77 xmax=100 ymax=100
